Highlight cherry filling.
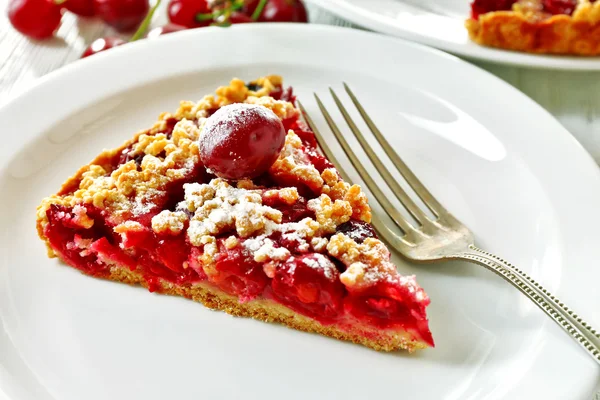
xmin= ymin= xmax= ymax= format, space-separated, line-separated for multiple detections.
xmin=336 ymin=220 xmax=378 ymax=244
xmin=290 ymin=121 xmax=334 ymax=173
xmin=45 ymin=203 xmax=430 ymax=342
xmin=269 ymin=254 xmax=345 ymax=324
xmin=117 ymin=117 xmax=180 ymax=167
xmin=470 ymin=0 xmax=517 ymax=19
xmin=542 ymin=0 xmax=577 ymax=15
xmin=345 ymin=281 xmax=434 ymax=346
xmin=471 ymin=0 xmax=590 ymax=19
xmin=210 ymin=241 xmax=269 ymax=302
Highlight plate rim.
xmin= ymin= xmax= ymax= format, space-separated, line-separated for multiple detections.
xmin=0 ymin=23 xmax=599 ymax=399
xmin=307 ymin=0 xmax=600 ymax=71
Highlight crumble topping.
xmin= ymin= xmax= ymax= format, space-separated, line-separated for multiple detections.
xmin=71 ymin=205 xmax=94 ymax=229
xmin=37 ymin=76 xmax=295 ymax=226
xmin=310 ymin=237 xmax=328 ymax=252
xmin=114 ymin=220 xmax=144 ymax=234
xmin=244 ymin=95 xmax=298 ymax=121
xmin=224 ymin=236 xmax=239 ymax=249
xmin=327 ymin=233 xmax=398 ymax=290
xmin=321 ymin=168 xmax=371 ymax=223
xmin=573 ymin=0 xmax=600 ymax=22
xmin=67 ymin=235 xmax=94 ymax=257
xmin=270 ymin=131 xmax=324 ymax=192
xmin=308 ymin=194 xmax=352 ymax=234
xmin=249 ymin=75 xmax=283 ymax=97
xmin=183 ymin=179 xmax=283 ymax=246
xmin=244 ymin=237 xmax=291 ymax=263
xmin=151 ymin=210 xmax=187 ymax=235
xmin=279 ymin=217 xmax=321 ymax=253
xmin=236 ymin=179 xmax=258 ymax=190
xmin=263 ymin=187 xmax=299 ymax=205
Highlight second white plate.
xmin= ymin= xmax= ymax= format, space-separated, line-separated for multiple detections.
xmin=308 ymin=0 xmax=600 ymax=70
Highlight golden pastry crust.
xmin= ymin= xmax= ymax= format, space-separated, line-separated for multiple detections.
xmin=106 ymin=264 xmax=428 ymax=352
xmin=466 ymin=0 xmax=600 ymax=55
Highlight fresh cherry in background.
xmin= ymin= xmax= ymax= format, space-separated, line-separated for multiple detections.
xmin=93 ymin=0 xmax=150 ymax=32
xmin=146 ymin=23 xmax=188 ymax=38
xmin=244 ymin=0 xmax=308 ymax=22
xmin=8 ymin=0 xmax=63 ymax=40
xmin=63 ymin=0 xmax=95 ymax=17
xmin=228 ymin=11 xmax=254 ymax=24
xmin=168 ymin=0 xmax=212 ymax=28
xmin=81 ymin=36 xmax=126 ymax=58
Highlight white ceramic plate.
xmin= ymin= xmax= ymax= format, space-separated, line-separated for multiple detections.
xmin=307 ymin=0 xmax=600 ymax=70
xmin=0 ymin=24 xmax=598 ymax=400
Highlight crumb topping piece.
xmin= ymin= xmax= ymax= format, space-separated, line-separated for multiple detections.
xmin=151 ymin=210 xmax=187 ymax=235
xmin=270 ymin=130 xmax=324 ymax=192
xmin=328 ymin=233 xmax=398 ymax=290
xmin=183 ymin=179 xmax=283 ymax=246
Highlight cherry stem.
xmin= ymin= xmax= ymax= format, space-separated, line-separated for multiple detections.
xmin=196 ymin=0 xmax=244 ymax=22
xmin=251 ymin=0 xmax=268 ymax=20
xmin=130 ymin=0 xmax=162 ymax=42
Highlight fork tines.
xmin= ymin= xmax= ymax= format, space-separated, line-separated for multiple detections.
xmin=297 ymin=84 xmax=452 ymax=241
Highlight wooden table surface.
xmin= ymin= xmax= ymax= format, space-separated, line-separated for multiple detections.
xmin=1 ymin=1 xmax=600 ymax=164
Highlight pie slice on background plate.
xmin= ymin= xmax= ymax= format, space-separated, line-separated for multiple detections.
xmin=36 ymin=75 xmax=433 ymax=352
xmin=466 ymin=0 xmax=600 ymax=55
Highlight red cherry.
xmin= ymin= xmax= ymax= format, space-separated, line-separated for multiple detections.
xmin=542 ymin=0 xmax=577 ymax=15
xmin=63 ymin=0 xmax=95 ymax=17
xmin=146 ymin=23 xmax=188 ymax=38
xmin=270 ymin=254 xmax=344 ymax=323
xmin=81 ymin=36 xmax=126 ymax=58
xmin=8 ymin=0 xmax=63 ymax=40
xmin=470 ymin=0 xmax=516 ymax=19
xmin=245 ymin=0 xmax=308 ymax=22
xmin=199 ymin=103 xmax=286 ymax=180
xmin=229 ymin=11 xmax=254 ymax=24
xmin=167 ymin=0 xmax=212 ymax=28
xmin=93 ymin=0 xmax=150 ymax=32
xmin=335 ymin=220 xmax=378 ymax=244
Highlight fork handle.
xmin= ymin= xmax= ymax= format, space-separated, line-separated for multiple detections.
xmin=457 ymin=245 xmax=600 ymax=365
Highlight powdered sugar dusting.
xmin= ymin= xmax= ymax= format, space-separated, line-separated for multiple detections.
xmin=301 ymin=254 xmax=337 ymax=280
xmin=182 ymin=179 xmax=282 ymax=246
xmin=201 ymin=103 xmax=279 ymax=154
xmin=243 ymin=236 xmax=291 ymax=263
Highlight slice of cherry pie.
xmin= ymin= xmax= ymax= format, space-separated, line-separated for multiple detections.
xmin=466 ymin=0 xmax=600 ymax=55
xmin=36 ymin=76 xmax=433 ymax=352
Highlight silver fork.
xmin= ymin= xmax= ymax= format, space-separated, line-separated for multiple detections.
xmin=297 ymin=84 xmax=600 ymax=364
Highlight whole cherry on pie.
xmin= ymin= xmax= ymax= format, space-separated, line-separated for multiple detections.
xmin=93 ymin=0 xmax=150 ymax=32
xmin=199 ymin=103 xmax=286 ymax=180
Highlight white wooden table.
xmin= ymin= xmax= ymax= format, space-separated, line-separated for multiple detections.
xmin=1 ymin=2 xmax=599 ymax=164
